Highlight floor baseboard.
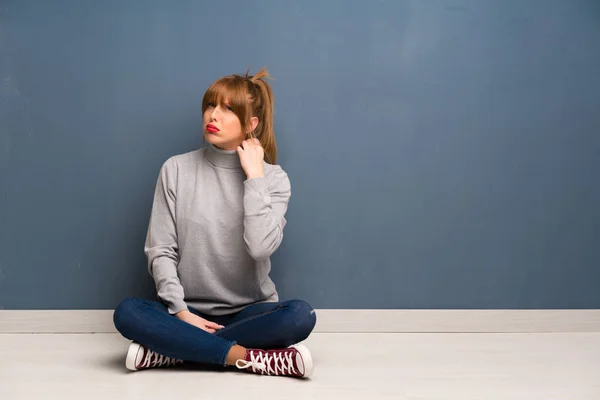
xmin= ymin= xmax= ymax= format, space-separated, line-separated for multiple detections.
xmin=1 ymin=309 xmax=599 ymax=333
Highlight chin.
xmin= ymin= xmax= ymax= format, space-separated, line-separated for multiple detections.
xmin=205 ymin=134 xmax=230 ymax=149
xmin=204 ymin=133 xmax=218 ymax=143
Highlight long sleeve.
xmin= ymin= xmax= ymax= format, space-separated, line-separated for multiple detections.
xmin=243 ymin=166 xmax=291 ymax=260
xmin=144 ymin=158 xmax=188 ymax=315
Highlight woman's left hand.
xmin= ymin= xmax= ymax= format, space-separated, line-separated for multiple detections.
xmin=237 ymin=138 xmax=265 ymax=179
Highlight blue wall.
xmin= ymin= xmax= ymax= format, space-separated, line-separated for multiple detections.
xmin=1 ymin=0 xmax=599 ymax=310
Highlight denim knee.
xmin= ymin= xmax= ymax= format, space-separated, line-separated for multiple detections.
xmin=285 ymin=299 xmax=317 ymax=344
xmin=113 ymin=297 xmax=142 ymax=337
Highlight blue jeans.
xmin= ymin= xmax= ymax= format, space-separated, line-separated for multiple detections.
xmin=113 ymin=297 xmax=317 ymax=367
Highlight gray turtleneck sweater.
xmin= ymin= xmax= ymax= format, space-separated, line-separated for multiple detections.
xmin=144 ymin=143 xmax=291 ymax=316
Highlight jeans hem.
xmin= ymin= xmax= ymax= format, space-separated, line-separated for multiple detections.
xmin=220 ymin=340 xmax=237 ymax=367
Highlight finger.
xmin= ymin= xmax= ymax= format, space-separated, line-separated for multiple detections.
xmin=194 ymin=322 xmax=211 ymax=332
xmin=253 ymin=138 xmax=260 ymax=145
xmin=204 ymin=327 xmax=216 ymax=334
xmin=237 ymin=145 xmax=243 ymax=153
xmin=206 ymin=321 xmax=225 ymax=329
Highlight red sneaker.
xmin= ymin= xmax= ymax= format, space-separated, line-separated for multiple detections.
xmin=125 ymin=342 xmax=184 ymax=371
xmin=235 ymin=344 xmax=314 ymax=378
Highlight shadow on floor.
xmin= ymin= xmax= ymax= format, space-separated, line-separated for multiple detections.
xmin=96 ymin=353 xmax=247 ymax=376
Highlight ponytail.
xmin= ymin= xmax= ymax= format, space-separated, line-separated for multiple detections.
xmin=245 ymin=67 xmax=277 ymax=164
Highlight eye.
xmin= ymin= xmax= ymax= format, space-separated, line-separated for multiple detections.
xmin=206 ymin=102 xmax=216 ymax=108
xmin=226 ymin=105 xmax=234 ymax=111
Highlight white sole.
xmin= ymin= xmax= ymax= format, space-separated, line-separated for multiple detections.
xmin=125 ymin=342 xmax=143 ymax=371
xmin=290 ymin=343 xmax=314 ymax=378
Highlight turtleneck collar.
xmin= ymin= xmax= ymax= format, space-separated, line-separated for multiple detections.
xmin=204 ymin=143 xmax=243 ymax=169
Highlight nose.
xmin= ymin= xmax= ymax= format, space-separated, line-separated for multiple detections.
xmin=209 ymin=105 xmax=222 ymax=120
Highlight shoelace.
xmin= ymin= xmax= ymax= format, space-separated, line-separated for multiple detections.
xmin=141 ymin=349 xmax=183 ymax=369
xmin=236 ymin=350 xmax=297 ymax=376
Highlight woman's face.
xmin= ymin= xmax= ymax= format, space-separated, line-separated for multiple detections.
xmin=203 ymin=100 xmax=245 ymax=150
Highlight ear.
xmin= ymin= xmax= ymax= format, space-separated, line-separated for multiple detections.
xmin=248 ymin=117 xmax=259 ymax=134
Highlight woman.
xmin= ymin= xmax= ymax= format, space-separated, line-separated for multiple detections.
xmin=113 ymin=68 xmax=316 ymax=378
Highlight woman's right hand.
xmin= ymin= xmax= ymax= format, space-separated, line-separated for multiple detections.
xmin=176 ymin=310 xmax=224 ymax=334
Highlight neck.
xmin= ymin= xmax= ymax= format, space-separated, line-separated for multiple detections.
xmin=204 ymin=142 xmax=243 ymax=169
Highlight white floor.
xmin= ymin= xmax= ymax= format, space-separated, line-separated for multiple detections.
xmin=1 ymin=332 xmax=599 ymax=400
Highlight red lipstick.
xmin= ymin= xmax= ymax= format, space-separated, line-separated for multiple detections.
xmin=206 ymin=124 xmax=220 ymax=133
